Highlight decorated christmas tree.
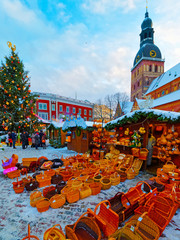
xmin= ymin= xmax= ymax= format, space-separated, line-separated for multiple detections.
xmin=0 ymin=42 xmax=39 ymax=132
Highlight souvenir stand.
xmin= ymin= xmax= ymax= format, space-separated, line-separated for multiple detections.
xmin=62 ymin=116 xmax=93 ymax=153
xmin=48 ymin=121 xmax=66 ymax=146
xmin=105 ymin=109 xmax=180 ymax=169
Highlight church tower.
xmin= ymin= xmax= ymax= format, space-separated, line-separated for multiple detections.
xmin=131 ymin=7 xmax=165 ymax=101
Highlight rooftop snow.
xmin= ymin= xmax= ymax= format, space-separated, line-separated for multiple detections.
xmin=145 ymin=62 xmax=180 ymax=94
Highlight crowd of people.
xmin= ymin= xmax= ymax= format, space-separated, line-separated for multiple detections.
xmin=5 ymin=130 xmax=47 ymax=150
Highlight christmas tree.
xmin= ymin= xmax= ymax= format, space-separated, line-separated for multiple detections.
xmin=0 ymin=42 xmax=39 ymax=132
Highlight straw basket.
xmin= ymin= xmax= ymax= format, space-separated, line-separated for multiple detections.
xmin=44 ymin=169 xmax=56 ymax=177
xmin=30 ymin=190 xmax=43 ymax=208
xmin=163 ymin=161 xmax=176 ymax=173
xmin=65 ymin=212 xmax=101 ymax=240
xmin=110 ymin=172 xmax=120 ymax=186
xmin=100 ymin=177 xmax=111 ymax=190
xmin=127 ymin=168 xmax=136 ymax=180
xmin=79 ymin=184 xmax=92 ymax=199
xmin=127 ymin=213 xmax=160 ymax=240
xmin=43 ymin=186 xmax=56 ymax=198
xmin=61 ymin=186 xmax=79 ymax=203
xmin=51 ymin=174 xmax=63 ymax=184
xmin=21 ymin=224 xmax=39 ymax=240
xmin=131 ymin=148 xmax=140 ymax=157
xmin=56 ymin=181 xmax=66 ymax=194
xmin=36 ymin=198 xmax=50 ymax=213
xmin=44 ymin=224 xmax=66 ymax=240
xmin=93 ymin=173 xmax=102 ymax=182
xmin=139 ymin=148 xmax=149 ymax=160
xmin=36 ymin=174 xmax=51 ymax=188
xmin=7 ymin=170 xmax=21 ymax=179
xmin=89 ymin=182 xmax=101 ymax=195
xmin=50 ymin=194 xmax=66 ymax=209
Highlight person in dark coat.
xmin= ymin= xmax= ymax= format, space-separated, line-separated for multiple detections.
xmin=25 ymin=132 xmax=29 ymax=148
xmin=11 ymin=130 xmax=17 ymax=149
xmin=39 ymin=130 xmax=44 ymax=147
xmin=35 ymin=132 xmax=40 ymax=150
xmin=21 ymin=131 xmax=26 ymax=149
xmin=8 ymin=132 xmax=12 ymax=147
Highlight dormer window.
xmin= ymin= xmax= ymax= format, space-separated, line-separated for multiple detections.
xmin=149 ymin=65 xmax=152 ymax=72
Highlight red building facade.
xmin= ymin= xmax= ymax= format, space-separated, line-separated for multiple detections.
xmin=33 ymin=92 xmax=94 ymax=121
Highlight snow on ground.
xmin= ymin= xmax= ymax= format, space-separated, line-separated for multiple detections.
xmin=0 ymin=145 xmax=179 ymax=240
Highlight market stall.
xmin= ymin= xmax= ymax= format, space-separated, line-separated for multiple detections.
xmin=48 ymin=121 xmax=66 ymax=148
xmin=105 ymin=109 xmax=180 ymax=168
xmin=62 ymin=116 xmax=93 ymax=153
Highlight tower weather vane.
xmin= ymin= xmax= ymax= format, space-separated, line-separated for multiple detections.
xmin=146 ymin=0 xmax=148 ymax=11
xmin=7 ymin=41 xmax=16 ymax=52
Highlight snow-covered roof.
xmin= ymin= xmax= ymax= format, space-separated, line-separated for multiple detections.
xmin=153 ymin=90 xmax=180 ymax=107
xmin=145 ymin=62 xmax=180 ymax=94
xmin=105 ymin=109 xmax=180 ymax=130
xmin=62 ymin=116 xmax=87 ymax=131
xmin=120 ymin=102 xmax=134 ymax=114
xmin=50 ymin=121 xmax=64 ymax=128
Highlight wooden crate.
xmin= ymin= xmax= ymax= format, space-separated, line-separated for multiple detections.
xmin=22 ymin=158 xmax=38 ymax=167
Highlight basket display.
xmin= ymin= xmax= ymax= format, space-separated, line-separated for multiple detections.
xmin=22 ymin=158 xmax=38 ymax=167
xmin=65 ymin=212 xmax=101 ymax=240
xmin=36 ymin=198 xmax=50 ymax=213
xmin=21 ymin=224 xmax=39 ymax=240
xmin=127 ymin=168 xmax=136 ymax=180
xmin=50 ymin=194 xmax=66 ymax=209
xmin=36 ymin=174 xmax=51 ymax=188
xmin=108 ymin=192 xmax=137 ymax=223
xmin=131 ymin=148 xmax=140 ymax=157
xmin=93 ymin=173 xmax=102 ymax=182
xmin=12 ymin=178 xmax=24 ymax=194
xmin=79 ymin=184 xmax=92 ymax=199
xmin=100 ymin=177 xmax=111 ymax=190
xmin=44 ymin=169 xmax=56 ymax=177
xmin=87 ymin=200 xmax=119 ymax=237
xmin=56 ymin=181 xmax=67 ymax=194
xmin=66 ymin=188 xmax=80 ymax=204
xmin=132 ymin=159 xmax=143 ymax=173
xmin=43 ymin=186 xmax=57 ymax=199
xmin=7 ymin=170 xmax=21 ymax=179
xmin=118 ymin=172 xmax=127 ymax=182
xmin=89 ymin=182 xmax=101 ymax=195
xmin=110 ymin=172 xmax=120 ymax=186
xmin=127 ymin=213 xmax=160 ymax=240
xmin=163 ymin=161 xmax=176 ymax=173
xmin=60 ymin=170 xmax=73 ymax=181
xmin=143 ymin=180 xmax=165 ymax=192
xmin=51 ymin=174 xmax=63 ymax=184
xmin=25 ymin=181 xmax=39 ymax=192
xmin=139 ymin=148 xmax=149 ymax=160
xmin=44 ymin=224 xmax=66 ymax=240
xmin=30 ymin=190 xmax=43 ymax=208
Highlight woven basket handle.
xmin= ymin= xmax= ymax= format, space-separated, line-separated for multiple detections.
xmin=165 ymin=161 xmax=174 ymax=165
xmin=94 ymin=200 xmax=111 ymax=216
xmin=21 ymin=224 xmax=40 ymax=240
xmin=47 ymin=224 xmax=65 ymax=239
xmin=136 ymin=180 xmax=153 ymax=191
xmin=135 ymin=212 xmax=148 ymax=230
xmin=145 ymin=194 xmax=171 ymax=207
xmin=73 ymin=212 xmax=89 ymax=231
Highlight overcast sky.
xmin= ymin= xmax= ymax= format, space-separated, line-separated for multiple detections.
xmin=0 ymin=0 xmax=180 ymax=103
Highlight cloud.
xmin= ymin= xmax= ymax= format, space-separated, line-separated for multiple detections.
xmin=81 ymin=0 xmax=136 ymax=14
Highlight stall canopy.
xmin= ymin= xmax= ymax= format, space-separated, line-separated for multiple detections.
xmin=105 ymin=109 xmax=180 ymax=130
xmin=62 ymin=115 xmax=87 ymax=132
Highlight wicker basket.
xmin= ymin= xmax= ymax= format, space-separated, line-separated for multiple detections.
xmin=21 ymin=224 xmax=39 ymax=240
xmin=139 ymin=148 xmax=149 ymax=160
xmin=87 ymin=200 xmax=119 ymax=237
xmin=110 ymin=172 xmax=120 ymax=186
xmin=163 ymin=161 xmax=176 ymax=173
xmin=36 ymin=173 xmax=51 ymax=188
xmin=7 ymin=170 xmax=21 ymax=179
xmin=60 ymin=170 xmax=73 ymax=181
xmin=100 ymin=177 xmax=111 ymax=190
xmin=51 ymin=174 xmax=63 ymax=184
xmin=43 ymin=186 xmax=56 ymax=198
xmin=131 ymin=148 xmax=140 ymax=157
xmin=79 ymin=184 xmax=92 ymax=199
xmin=44 ymin=169 xmax=56 ymax=177
xmin=36 ymin=198 xmax=50 ymax=212
xmin=25 ymin=181 xmax=39 ymax=192
xmin=127 ymin=213 xmax=160 ymax=240
xmin=66 ymin=188 xmax=80 ymax=204
xmin=56 ymin=181 xmax=66 ymax=194
xmin=89 ymin=182 xmax=101 ymax=195
xmin=50 ymin=194 xmax=66 ymax=209
xmin=65 ymin=212 xmax=101 ymax=240
xmin=44 ymin=224 xmax=66 ymax=240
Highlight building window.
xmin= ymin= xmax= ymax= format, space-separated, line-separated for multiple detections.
xmin=149 ymin=32 xmax=151 ymax=37
xmin=84 ymin=117 xmax=87 ymax=121
xmin=149 ymin=65 xmax=152 ymax=72
xmin=134 ymin=84 xmax=136 ymax=90
xmin=59 ymin=114 xmax=63 ymax=119
xmin=66 ymin=106 xmax=69 ymax=113
xmin=82 ymin=133 xmax=87 ymax=140
xmin=144 ymin=33 xmax=147 ymax=38
xmin=166 ymin=90 xmax=169 ymax=94
xmin=162 ymin=90 xmax=165 ymax=96
xmin=52 ymin=104 xmax=55 ymax=111
xmin=59 ymin=105 xmax=63 ymax=112
xmin=39 ymin=103 xmax=47 ymax=110
xmin=174 ymin=85 xmax=177 ymax=91
xmin=72 ymin=132 xmax=75 ymax=139
xmin=89 ymin=110 xmax=92 ymax=116
xmin=38 ymin=112 xmax=48 ymax=120
xmin=155 ymin=65 xmax=158 ymax=72
xmin=73 ymin=107 xmax=76 ymax=114
xmin=79 ymin=108 xmax=81 ymax=114
xmin=84 ymin=109 xmax=87 ymax=115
